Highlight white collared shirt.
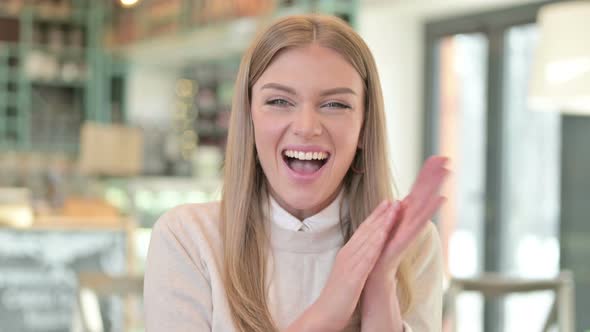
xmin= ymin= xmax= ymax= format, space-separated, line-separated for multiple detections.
xmin=269 ymin=190 xmax=346 ymax=233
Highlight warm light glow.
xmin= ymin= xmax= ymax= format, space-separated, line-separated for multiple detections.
xmin=120 ymin=0 xmax=140 ymax=8
xmin=0 ymin=205 xmax=34 ymax=228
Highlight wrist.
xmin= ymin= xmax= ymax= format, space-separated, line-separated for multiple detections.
xmin=361 ymin=283 xmax=404 ymax=332
xmin=365 ymin=266 xmax=397 ymax=294
xmin=362 ymin=274 xmax=398 ymax=318
xmin=286 ymin=301 xmax=340 ymax=332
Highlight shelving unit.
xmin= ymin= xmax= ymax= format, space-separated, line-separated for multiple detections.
xmin=0 ymin=0 xmax=125 ymax=155
xmin=164 ymin=0 xmax=360 ymax=151
xmin=181 ymin=59 xmax=237 ymax=149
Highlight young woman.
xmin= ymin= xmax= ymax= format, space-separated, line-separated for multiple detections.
xmin=144 ymin=14 xmax=448 ymax=332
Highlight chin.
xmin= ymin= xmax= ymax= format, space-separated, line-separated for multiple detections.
xmin=274 ymin=183 xmax=337 ymax=214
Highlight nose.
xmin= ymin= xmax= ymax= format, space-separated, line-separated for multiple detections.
xmin=293 ymin=104 xmax=322 ymax=138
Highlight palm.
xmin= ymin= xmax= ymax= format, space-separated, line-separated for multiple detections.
xmin=373 ymin=156 xmax=448 ymax=275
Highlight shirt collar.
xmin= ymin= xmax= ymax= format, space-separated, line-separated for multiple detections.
xmin=269 ymin=189 xmax=347 ymax=233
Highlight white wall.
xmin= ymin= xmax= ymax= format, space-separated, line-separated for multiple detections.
xmin=358 ymin=0 xmax=544 ymax=194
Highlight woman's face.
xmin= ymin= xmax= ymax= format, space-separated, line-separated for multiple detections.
xmin=251 ymin=44 xmax=365 ymax=220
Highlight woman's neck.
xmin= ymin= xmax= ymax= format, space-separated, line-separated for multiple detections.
xmin=268 ymin=185 xmax=343 ymax=221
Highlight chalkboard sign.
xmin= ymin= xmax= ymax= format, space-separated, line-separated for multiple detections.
xmin=0 ymin=229 xmax=127 ymax=332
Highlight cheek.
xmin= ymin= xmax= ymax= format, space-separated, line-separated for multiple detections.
xmin=252 ymin=110 xmax=286 ymax=160
xmin=331 ymin=117 xmax=363 ymax=162
xmin=338 ymin=135 xmax=361 ymax=166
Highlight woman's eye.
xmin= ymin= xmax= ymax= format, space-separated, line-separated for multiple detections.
xmin=323 ymin=102 xmax=351 ymax=109
xmin=266 ymin=99 xmax=290 ymax=106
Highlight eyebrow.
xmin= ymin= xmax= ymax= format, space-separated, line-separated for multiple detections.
xmin=261 ymin=83 xmax=357 ymax=96
xmin=261 ymin=83 xmax=296 ymax=95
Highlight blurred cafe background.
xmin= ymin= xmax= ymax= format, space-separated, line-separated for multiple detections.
xmin=0 ymin=0 xmax=588 ymax=331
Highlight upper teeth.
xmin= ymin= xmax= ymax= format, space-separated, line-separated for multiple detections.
xmin=284 ymin=150 xmax=328 ymax=161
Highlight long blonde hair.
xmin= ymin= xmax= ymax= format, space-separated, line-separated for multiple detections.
xmin=221 ymin=14 xmax=415 ymax=332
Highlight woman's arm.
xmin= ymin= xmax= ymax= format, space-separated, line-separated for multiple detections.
xmin=361 ymin=223 xmax=444 ymax=332
xmin=361 ymin=157 xmax=447 ymax=331
xmin=361 ymin=273 xmax=404 ymax=332
xmin=144 ymin=213 xmax=212 ymax=331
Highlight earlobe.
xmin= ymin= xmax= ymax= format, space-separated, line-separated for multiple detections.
xmin=351 ymin=148 xmax=365 ymax=174
xmin=357 ymin=132 xmax=364 ymax=149
xmin=357 ymin=121 xmax=365 ymax=149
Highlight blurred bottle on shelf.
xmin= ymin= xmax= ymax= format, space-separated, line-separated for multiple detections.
xmin=48 ymin=26 xmax=65 ymax=53
xmin=24 ymin=49 xmax=59 ymax=80
xmin=69 ymin=27 xmax=84 ymax=49
xmin=60 ymin=60 xmax=80 ymax=81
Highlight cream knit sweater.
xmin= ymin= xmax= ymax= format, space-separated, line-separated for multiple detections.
xmin=144 ymin=194 xmax=443 ymax=332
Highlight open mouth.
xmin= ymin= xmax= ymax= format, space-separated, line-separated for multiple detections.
xmin=282 ymin=149 xmax=330 ymax=175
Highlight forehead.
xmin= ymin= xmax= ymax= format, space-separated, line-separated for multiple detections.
xmin=254 ymin=44 xmax=364 ymax=94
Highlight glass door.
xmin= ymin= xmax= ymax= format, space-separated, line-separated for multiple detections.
xmin=425 ymin=3 xmax=562 ymax=332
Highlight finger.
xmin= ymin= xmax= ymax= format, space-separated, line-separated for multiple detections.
xmin=400 ymin=190 xmax=442 ymax=233
xmin=404 ymin=168 xmax=449 ymax=221
xmin=356 ymin=200 xmax=391 ymax=230
xmin=409 ymin=156 xmax=448 ymax=199
xmin=382 ymin=196 xmax=445 ymax=259
xmin=386 ymin=200 xmax=405 ymax=237
xmin=348 ymin=208 xmax=391 ymax=252
xmin=346 ymin=201 xmax=392 ymax=248
xmin=383 ymin=201 xmax=402 ymax=234
xmin=396 ymin=196 xmax=445 ymax=247
xmin=349 ymin=204 xmax=398 ymax=264
xmin=411 ymin=156 xmax=447 ymax=192
xmin=409 ymin=163 xmax=449 ymax=205
xmin=418 ymin=167 xmax=449 ymax=199
xmin=413 ymin=196 xmax=446 ymax=230
xmin=343 ymin=231 xmax=384 ymax=288
xmin=350 ymin=227 xmax=388 ymax=279
xmin=358 ymin=201 xmax=401 ymax=244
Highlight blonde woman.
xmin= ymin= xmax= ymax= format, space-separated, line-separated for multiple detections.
xmin=144 ymin=14 xmax=448 ymax=332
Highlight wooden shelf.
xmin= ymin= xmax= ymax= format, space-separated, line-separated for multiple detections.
xmin=31 ymin=79 xmax=86 ymax=88
xmin=0 ymin=9 xmax=86 ymax=24
xmin=0 ymin=11 xmax=19 ymax=20
xmin=31 ymin=45 xmax=86 ymax=58
xmin=31 ymin=11 xmax=87 ymax=25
